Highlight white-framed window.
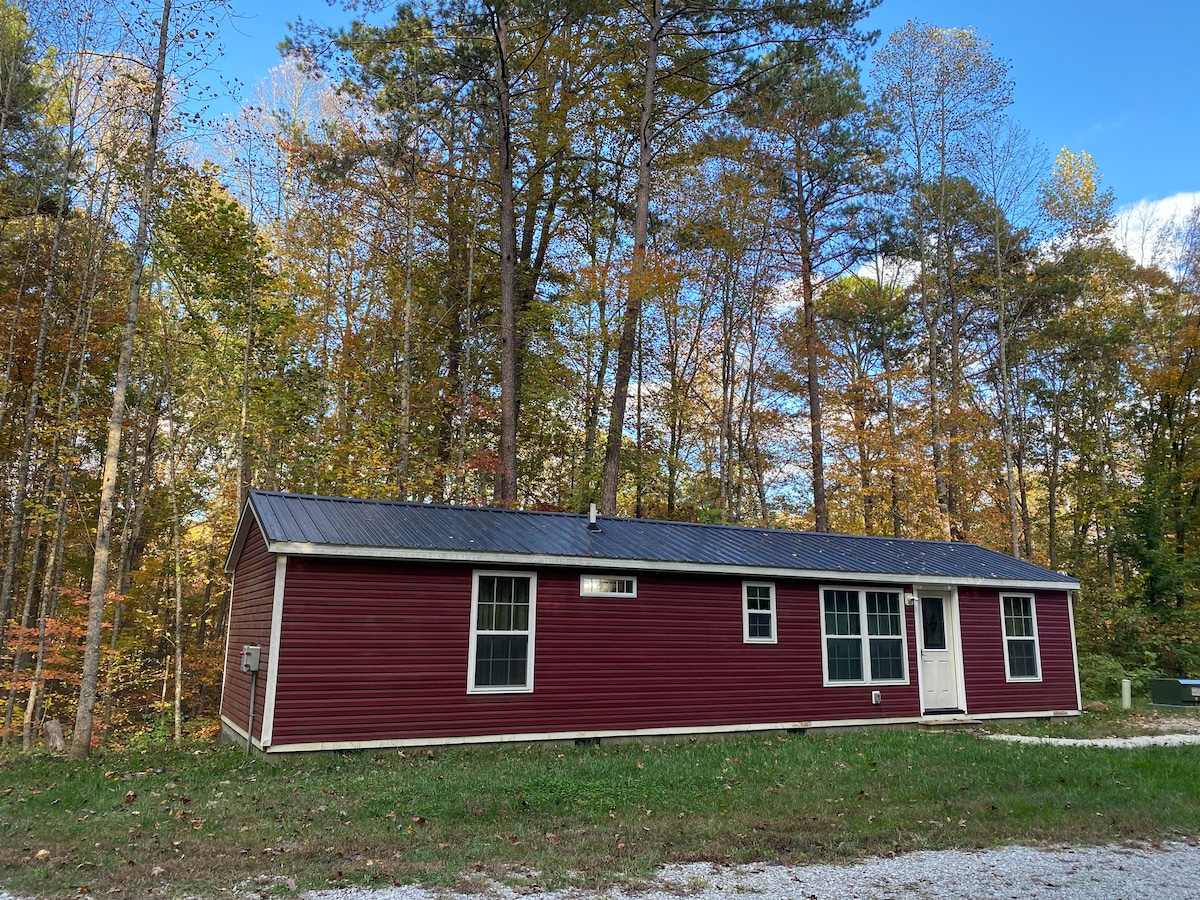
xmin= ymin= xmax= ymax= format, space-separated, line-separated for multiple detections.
xmin=1000 ymin=593 xmax=1041 ymax=682
xmin=743 ymin=582 xmax=777 ymax=643
xmin=468 ymin=571 xmax=536 ymax=693
xmin=820 ymin=586 xmax=908 ymax=685
xmin=579 ymin=574 xmax=637 ymax=597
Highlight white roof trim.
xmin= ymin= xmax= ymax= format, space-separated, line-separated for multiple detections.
xmin=262 ymin=539 xmax=1080 ymax=591
xmin=224 ymin=499 xmax=270 ymax=574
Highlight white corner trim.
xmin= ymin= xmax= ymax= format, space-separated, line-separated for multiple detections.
xmin=951 ymin=587 xmax=968 ymax=715
xmin=1067 ymin=592 xmax=1082 ymax=712
xmin=221 ymin=714 xmax=262 ymax=749
xmin=259 ymin=556 xmax=287 ymax=748
xmin=218 ymin=568 xmax=236 ymax=716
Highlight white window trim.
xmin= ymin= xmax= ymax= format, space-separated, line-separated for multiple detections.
xmin=742 ymin=581 xmax=777 ymax=644
xmin=468 ymin=570 xmax=537 ymax=695
xmin=819 ymin=584 xmax=910 ymax=687
xmin=1000 ymin=592 xmax=1042 ymax=683
xmin=579 ymin=573 xmax=637 ymax=598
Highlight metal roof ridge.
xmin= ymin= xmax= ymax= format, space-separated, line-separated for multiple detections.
xmin=251 ymin=490 xmax=1007 ymax=549
xmin=249 ymin=488 xmax=581 ymax=518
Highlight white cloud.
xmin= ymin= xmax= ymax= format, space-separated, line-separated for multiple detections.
xmin=1112 ymin=191 xmax=1200 ymax=268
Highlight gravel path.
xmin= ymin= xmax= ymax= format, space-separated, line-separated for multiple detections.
xmin=986 ymin=732 xmax=1200 ymax=748
xmin=299 ymin=841 xmax=1200 ymax=900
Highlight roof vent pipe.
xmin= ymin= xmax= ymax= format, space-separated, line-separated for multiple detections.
xmin=587 ymin=503 xmax=602 ymax=533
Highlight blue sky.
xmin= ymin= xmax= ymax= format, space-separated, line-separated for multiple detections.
xmin=213 ymin=0 xmax=1199 ymax=210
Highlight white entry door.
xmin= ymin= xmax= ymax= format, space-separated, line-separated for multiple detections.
xmin=919 ymin=593 xmax=963 ymax=714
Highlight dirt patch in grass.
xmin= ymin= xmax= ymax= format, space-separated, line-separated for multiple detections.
xmin=983 ymin=707 xmax=1200 ymax=740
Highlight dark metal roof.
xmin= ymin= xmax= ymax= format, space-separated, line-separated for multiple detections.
xmin=232 ymin=490 xmax=1078 ymax=587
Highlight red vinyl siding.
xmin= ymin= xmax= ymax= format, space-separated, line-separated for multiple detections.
xmin=267 ymin=559 xmax=923 ymax=747
xmin=219 ymin=519 xmax=275 ymax=740
xmin=959 ymin=587 xmax=1079 ymax=714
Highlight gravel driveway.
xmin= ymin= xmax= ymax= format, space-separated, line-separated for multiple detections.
xmin=297 ymin=841 xmax=1200 ymax=900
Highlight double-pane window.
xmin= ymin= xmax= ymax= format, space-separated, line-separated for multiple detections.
xmin=823 ymin=588 xmax=907 ymax=684
xmin=743 ymin=583 xmax=776 ymax=643
xmin=1001 ymin=594 xmax=1040 ymax=680
xmin=470 ymin=573 xmax=535 ymax=692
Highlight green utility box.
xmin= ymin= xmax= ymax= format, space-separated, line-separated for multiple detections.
xmin=1149 ymin=678 xmax=1200 ymax=707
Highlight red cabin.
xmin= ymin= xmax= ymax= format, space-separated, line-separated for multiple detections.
xmin=220 ymin=491 xmax=1081 ymax=752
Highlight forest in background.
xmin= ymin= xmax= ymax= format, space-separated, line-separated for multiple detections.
xmin=0 ymin=0 xmax=1197 ymax=755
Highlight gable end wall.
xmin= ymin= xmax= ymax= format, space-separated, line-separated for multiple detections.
xmin=219 ymin=518 xmax=276 ymax=741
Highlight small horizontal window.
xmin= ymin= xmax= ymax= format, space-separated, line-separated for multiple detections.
xmin=580 ymin=575 xmax=637 ymax=597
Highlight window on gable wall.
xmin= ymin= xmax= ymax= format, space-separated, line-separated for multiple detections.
xmin=821 ymin=587 xmax=907 ymax=685
xmin=743 ymin=582 xmax=776 ymax=643
xmin=1001 ymin=594 xmax=1040 ymax=681
xmin=469 ymin=572 xmax=536 ymax=692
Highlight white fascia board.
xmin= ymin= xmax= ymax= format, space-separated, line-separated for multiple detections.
xmin=224 ymin=498 xmax=270 ymax=574
xmin=264 ymin=540 xmax=1080 ymax=592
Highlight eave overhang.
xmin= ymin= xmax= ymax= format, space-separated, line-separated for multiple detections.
xmin=255 ymin=538 xmax=1081 ymax=592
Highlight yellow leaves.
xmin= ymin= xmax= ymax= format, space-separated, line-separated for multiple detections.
xmin=1040 ymin=147 xmax=1114 ymax=243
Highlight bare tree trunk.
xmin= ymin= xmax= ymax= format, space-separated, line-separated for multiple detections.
xmin=237 ymin=179 xmax=256 ymax=510
xmin=490 ymin=7 xmax=519 ymax=505
xmin=1048 ymin=378 xmax=1062 ymax=571
xmin=0 ymin=163 xmax=69 ymax=652
xmin=455 ymin=167 xmax=478 ymax=504
xmin=23 ymin=499 xmax=63 ymax=751
xmin=602 ymin=0 xmax=660 ymax=515
xmin=71 ymin=0 xmax=172 ymax=759
xmin=398 ymin=176 xmax=414 ymax=497
xmin=3 ymin=519 xmax=42 ymax=736
xmin=163 ymin=312 xmax=184 ymax=743
xmin=879 ymin=340 xmax=903 ymax=537
xmin=800 ymin=243 xmax=828 ymax=532
xmin=995 ymin=237 xmax=1021 ymax=558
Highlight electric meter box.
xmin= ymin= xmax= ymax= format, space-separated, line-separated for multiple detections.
xmin=240 ymin=644 xmax=261 ymax=673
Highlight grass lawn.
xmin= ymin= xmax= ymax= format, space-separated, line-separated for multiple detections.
xmin=2 ymin=720 xmax=1199 ymax=898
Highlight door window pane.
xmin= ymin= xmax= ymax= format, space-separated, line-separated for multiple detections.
xmin=922 ymin=598 xmax=947 ymax=650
